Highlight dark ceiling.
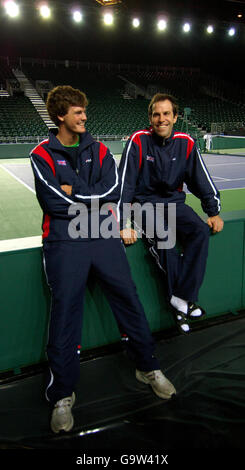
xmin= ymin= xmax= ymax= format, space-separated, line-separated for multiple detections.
xmin=0 ymin=0 xmax=244 ymax=84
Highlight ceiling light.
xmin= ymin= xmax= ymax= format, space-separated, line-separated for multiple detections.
xmin=207 ymin=25 xmax=214 ymax=34
xmin=228 ymin=27 xmax=236 ymax=36
xmin=96 ymin=0 xmax=121 ymax=5
xmin=132 ymin=18 xmax=140 ymax=28
xmin=183 ymin=22 xmax=191 ymax=33
xmin=158 ymin=19 xmax=167 ymax=31
xmin=39 ymin=4 xmax=51 ymax=19
xmin=104 ymin=13 xmax=113 ymax=25
xmin=73 ymin=10 xmax=82 ymax=23
xmin=4 ymin=1 xmax=19 ymax=18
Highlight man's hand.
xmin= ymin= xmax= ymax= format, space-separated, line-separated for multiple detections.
xmin=207 ymin=215 xmax=224 ymax=233
xmin=120 ymin=228 xmax=138 ymax=245
xmin=61 ymin=184 xmax=72 ymax=196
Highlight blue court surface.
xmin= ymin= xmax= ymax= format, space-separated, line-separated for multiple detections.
xmin=0 ymin=153 xmax=245 ymax=194
xmin=201 ymin=153 xmax=245 ymax=191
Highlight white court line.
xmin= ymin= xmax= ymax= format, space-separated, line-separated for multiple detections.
xmin=212 ymin=176 xmax=230 ymax=181
xmin=217 ymin=177 xmax=245 ymax=182
xmin=208 ymin=162 xmax=245 ymax=167
xmin=0 ymin=163 xmax=35 ymax=194
xmin=0 ymin=235 xmax=42 ymax=252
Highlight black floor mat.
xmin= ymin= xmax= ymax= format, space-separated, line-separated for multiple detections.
xmin=1 ymin=316 xmax=245 ymax=460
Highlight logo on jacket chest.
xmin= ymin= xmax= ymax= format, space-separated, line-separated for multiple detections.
xmin=57 ymin=160 xmax=67 ymax=166
xmin=146 ymin=155 xmax=155 ymax=162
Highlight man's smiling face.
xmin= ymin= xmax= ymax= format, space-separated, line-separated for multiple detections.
xmin=150 ymin=99 xmax=177 ymax=139
xmin=58 ymin=106 xmax=87 ymax=135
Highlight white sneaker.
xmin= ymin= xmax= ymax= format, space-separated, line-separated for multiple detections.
xmin=136 ymin=369 xmax=176 ymax=399
xmin=51 ymin=392 xmax=75 ymax=433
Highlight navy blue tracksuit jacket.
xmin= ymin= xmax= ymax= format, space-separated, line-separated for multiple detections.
xmin=30 ymin=130 xmax=120 ymax=241
xmin=30 ymin=130 xmax=160 ymax=404
xmin=119 ymin=127 xmax=221 ymax=302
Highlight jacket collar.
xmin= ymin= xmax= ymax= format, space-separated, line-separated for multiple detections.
xmin=150 ymin=127 xmax=175 ymax=146
xmin=48 ymin=128 xmax=94 ymax=151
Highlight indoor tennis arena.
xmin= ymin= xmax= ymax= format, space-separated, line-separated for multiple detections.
xmin=0 ymin=0 xmax=245 ymax=464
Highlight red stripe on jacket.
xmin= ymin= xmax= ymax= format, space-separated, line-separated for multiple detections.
xmin=34 ymin=141 xmax=56 ymax=175
xmin=33 ymin=142 xmax=54 ymax=239
xmin=108 ymin=204 xmax=119 ymax=231
xmin=173 ymin=133 xmax=194 ymax=159
xmin=99 ymin=142 xmax=108 ymax=167
xmin=42 ymin=214 xmax=51 ymax=239
xmin=133 ymin=134 xmax=143 ymax=169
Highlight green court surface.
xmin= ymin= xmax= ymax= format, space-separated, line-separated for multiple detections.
xmin=209 ymin=148 xmax=245 ymax=155
xmin=0 ymin=161 xmax=42 ymax=241
xmin=187 ymin=189 xmax=245 ymax=215
xmin=0 ymin=157 xmax=245 ymax=242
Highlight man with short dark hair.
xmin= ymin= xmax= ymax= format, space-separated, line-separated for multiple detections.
xmin=30 ymin=86 xmax=176 ymax=434
xmin=119 ymin=93 xmax=224 ymax=335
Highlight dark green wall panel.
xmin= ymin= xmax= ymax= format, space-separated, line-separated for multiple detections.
xmin=0 ymin=212 xmax=244 ymax=375
xmin=0 ymin=144 xmax=36 ymax=159
xmin=199 ymin=221 xmax=244 ymax=315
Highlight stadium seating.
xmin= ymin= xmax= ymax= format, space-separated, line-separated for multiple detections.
xmin=21 ymin=63 xmax=198 ymax=137
xmin=120 ymin=69 xmax=245 ymax=133
xmin=1 ymin=59 xmax=245 ymax=140
xmin=0 ymin=95 xmax=48 ymax=140
xmin=22 ymin=63 xmax=151 ymax=136
xmin=0 ymin=60 xmax=49 ymax=141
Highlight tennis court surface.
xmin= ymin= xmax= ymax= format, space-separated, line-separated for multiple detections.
xmin=0 ymin=152 xmax=245 ymax=245
xmin=1 ymin=152 xmax=245 ymax=191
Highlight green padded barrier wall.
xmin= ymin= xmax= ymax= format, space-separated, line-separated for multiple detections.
xmin=243 ymin=239 xmax=245 ymax=309
xmin=198 ymin=216 xmax=244 ymax=315
xmin=101 ymin=140 xmax=124 ymax=155
xmin=0 ymin=248 xmax=122 ymax=374
xmin=0 ymin=141 xmax=124 ymax=160
xmin=211 ymin=136 xmax=245 ymax=151
xmin=0 ymin=144 xmax=38 ymax=159
xmin=0 ymin=211 xmax=244 ymax=376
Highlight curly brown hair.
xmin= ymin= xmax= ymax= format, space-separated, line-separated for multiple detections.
xmin=148 ymin=93 xmax=178 ymax=118
xmin=46 ymin=85 xmax=88 ymax=126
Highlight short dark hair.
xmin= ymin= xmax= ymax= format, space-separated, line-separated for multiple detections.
xmin=46 ymin=85 xmax=88 ymax=126
xmin=148 ymin=93 xmax=178 ymax=118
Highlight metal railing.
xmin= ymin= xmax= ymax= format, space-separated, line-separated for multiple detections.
xmin=0 ymin=135 xmax=48 ymax=144
xmin=0 ymin=134 xmax=127 ymax=144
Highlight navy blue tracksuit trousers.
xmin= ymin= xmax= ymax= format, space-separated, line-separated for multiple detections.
xmin=43 ymin=237 xmax=160 ymax=405
xmin=143 ymin=203 xmax=210 ymax=303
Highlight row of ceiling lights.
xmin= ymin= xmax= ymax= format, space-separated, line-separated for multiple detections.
xmin=2 ymin=1 xmax=242 ymax=37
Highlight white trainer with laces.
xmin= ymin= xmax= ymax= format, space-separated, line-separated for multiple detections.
xmin=136 ymin=370 xmax=176 ymax=399
xmin=51 ymin=392 xmax=75 ymax=433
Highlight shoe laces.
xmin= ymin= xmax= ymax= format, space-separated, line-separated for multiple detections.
xmin=55 ymin=396 xmax=73 ymax=409
xmin=144 ymin=370 xmax=161 ymax=381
